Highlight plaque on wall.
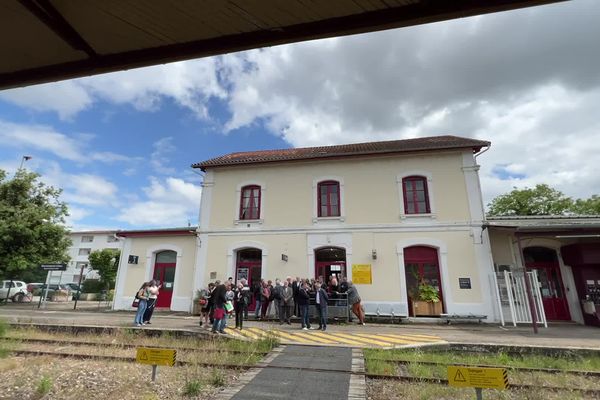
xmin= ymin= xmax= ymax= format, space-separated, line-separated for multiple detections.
xmin=459 ymin=278 xmax=472 ymax=289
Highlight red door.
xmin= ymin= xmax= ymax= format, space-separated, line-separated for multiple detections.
xmin=527 ymin=261 xmax=571 ymax=321
xmin=404 ymin=246 xmax=444 ymax=317
xmin=236 ymin=261 xmax=261 ymax=311
xmin=153 ymin=263 xmax=176 ymax=308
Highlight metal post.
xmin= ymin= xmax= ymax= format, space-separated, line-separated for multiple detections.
xmin=516 ymin=235 xmax=538 ymax=334
xmin=475 ymin=388 xmax=483 ymax=400
xmin=41 ymin=271 xmax=51 ymax=309
xmin=151 ymin=365 xmax=157 ymax=382
xmin=73 ymin=264 xmax=85 ymax=310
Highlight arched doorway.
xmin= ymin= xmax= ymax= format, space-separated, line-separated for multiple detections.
xmin=315 ymin=247 xmax=346 ymax=284
xmin=524 ymin=246 xmax=571 ymax=321
xmin=236 ymin=248 xmax=262 ymax=311
xmin=404 ymin=246 xmax=444 ymax=316
xmin=153 ymin=250 xmax=176 ymax=308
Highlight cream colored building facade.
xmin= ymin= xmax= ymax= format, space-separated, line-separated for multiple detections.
xmin=193 ymin=136 xmax=500 ymax=320
xmin=113 ymin=228 xmax=198 ymax=312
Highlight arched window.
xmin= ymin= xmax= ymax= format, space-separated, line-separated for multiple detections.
xmin=239 ymin=185 xmax=261 ymax=220
xmin=402 ymin=176 xmax=430 ymax=214
xmin=318 ymin=180 xmax=340 ymax=217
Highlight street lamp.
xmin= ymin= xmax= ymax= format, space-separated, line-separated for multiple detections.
xmin=19 ymin=155 xmax=32 ymax=170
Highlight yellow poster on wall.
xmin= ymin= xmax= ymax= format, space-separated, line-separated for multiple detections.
xmin=352 ymin=264 xmax=372 ymax=284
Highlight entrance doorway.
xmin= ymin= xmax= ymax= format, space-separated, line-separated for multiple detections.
xmin=524 ymin=247 xmax=571 ymax=321
xmin=152 ymin=250 xmax=176 ymax=308
xmin=236 ymin=248 xmax=262 ymax=311
xmin=404 ymin=246 xmax=444 ymax=317
xmin=315 ymin=247 xmax=346 ymax=285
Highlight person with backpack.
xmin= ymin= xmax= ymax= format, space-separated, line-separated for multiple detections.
xmin=134 ymin=282 xmax=150 ymax=327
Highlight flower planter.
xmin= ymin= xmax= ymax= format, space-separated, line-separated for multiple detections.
xmin=412 ymin=300 xmax=443 ymax=316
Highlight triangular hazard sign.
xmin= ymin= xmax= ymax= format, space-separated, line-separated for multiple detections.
xmin=139 ymin=350 xmax=148 ymax=361
xmin=454 ymin=369 xmax=467 ymax=382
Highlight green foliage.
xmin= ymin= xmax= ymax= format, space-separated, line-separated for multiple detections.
xmin=417 ymin=283 xmax=439 ymax=303
xmin=487 ymin=184 xmax=573 ymax=216
xmin=88 ymin=249 xmax=120 ymax=289
xmin=35 ymin=375 xmax=53 ymax=397
xmin=0 ymin=318 xmax=7 ymax=337
xmin=571 ymin=195 xmax=600 ymax=215
xmin=209 ymin=368 xmax=226 ymax=387
xmin=0 ymin=169 xmax=71 ymax=279
xmin=81 ymin=279 xmax=104 ymax=293
xmin=183 ymin=379 xmax=204 ymax=397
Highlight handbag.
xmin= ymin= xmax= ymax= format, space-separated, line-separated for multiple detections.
xmin=132 ymin=298 xmax=139 ymax=308
xmin=199 ymin=298 xmax=208 ymax=306
xmin=214 ymin=308 xmax=225 ymax=319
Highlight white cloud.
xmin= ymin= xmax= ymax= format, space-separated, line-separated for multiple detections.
xmin=116 ymin=177 xmax=201 ymax=226
xmin=0 ymin=119 xmax=136 ymax=165
xmin=150 ymin=137 xmax=176 ymax=174
xmin=218 ymin=0 xmax=600 ymax=204
xmin=0 ymin=58 xmax=226 ymax=120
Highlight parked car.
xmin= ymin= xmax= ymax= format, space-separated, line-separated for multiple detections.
xmin=32 ymin=284 xmax=70 ymax=297
xmin=27 ymin=282 xmax=44 ymax=294
xmin=0 ymin=280 xmax=30 ymax=302
xmin=64 ymin=283 xmax=81 ymax=292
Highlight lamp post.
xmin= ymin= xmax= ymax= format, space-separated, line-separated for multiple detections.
xmin=19 ymin=155 xmax=32 ymax=170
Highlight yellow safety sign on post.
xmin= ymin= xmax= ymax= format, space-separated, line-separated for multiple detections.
xmin=448 ymin=366 xmax=508 ymax=389
xmin=136 ymin=347 xmax=177 ymax=367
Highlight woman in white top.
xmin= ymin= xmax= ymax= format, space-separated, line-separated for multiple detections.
xmin=143 ymin=280 xmax=161 ymax=324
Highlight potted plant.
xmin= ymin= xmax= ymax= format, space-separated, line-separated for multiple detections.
xmin=411 ymin=283 xmax=443 ymax=316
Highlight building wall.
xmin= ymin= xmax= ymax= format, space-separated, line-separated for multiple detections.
xmin=207 ymin=151 xmax=474 ymax=231
xmin=113 ymin=235 xmax=198 ymax=312
xmin=488 ymin=228 xmax=583 ymax=324
xmin=59 ymin=231 xmax=122 ymax=284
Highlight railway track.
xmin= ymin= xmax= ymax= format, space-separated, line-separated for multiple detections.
xmin=367 ymin=357 xmax=600 ymax=377
xmin=0 ymin=336 xmax=269 ymax=355
xmin=7 ymin=344 xmax=600 ymax=397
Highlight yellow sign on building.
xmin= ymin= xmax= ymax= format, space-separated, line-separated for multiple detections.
xmin=352 ymin=264 xmax=372 ymax=284
xmin=448 ymin=366 xmax=508 ymax=389
xmin=136 ymin=347 xmax=177 ymax=367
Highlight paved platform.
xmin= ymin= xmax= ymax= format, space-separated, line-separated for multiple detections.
xmin=223 ymin=326 xmax=445 ymax=348
xmin=1 ymin=303 xmax=600 ymax=350
xmin=230 ymin=345 xmax=353 ymax=400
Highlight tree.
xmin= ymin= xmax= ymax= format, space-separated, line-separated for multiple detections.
xmin=88 ymin=249 xmax=120 ymax=290
xmin=487 ymin=184 xmax=573 ymax=216
xmin=0 ymin=169 xmax=71 ymax=280
xmin=571 ymin=195 xmax=600 ymax=215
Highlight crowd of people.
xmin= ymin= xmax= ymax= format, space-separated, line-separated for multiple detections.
xmin=196 ymin=275 xmax=365 ymax=334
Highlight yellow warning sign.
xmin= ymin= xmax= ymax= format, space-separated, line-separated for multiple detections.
xmin=136 ymin=347 xmax=177 ymax=367
xmin=448 ymin=366 xmax=508 ymax=389
xmin=352 ymin=264 xmax=372 ymax=284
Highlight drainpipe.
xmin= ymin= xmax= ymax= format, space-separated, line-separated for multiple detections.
xmin=516 ymin=234 xmax=538 ymax=334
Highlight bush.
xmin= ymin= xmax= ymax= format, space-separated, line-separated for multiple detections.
xmin=81 ymin=279 xmax=104 ymax=293
xmin=35 ymin=375 xmax=52 ymax=398
xmin=183 ymin=379 xmax=203 ymax=397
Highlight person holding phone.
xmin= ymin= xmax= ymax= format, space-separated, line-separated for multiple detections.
xmin=143 ymin=280 xmax=161 ymax=325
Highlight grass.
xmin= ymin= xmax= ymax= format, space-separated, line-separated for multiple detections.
xmin=34 ymin=375 xmax=52 ymax=398
xmin=209 ymin=368 xmax=226 ymax=387
xmin=364 ymin=348 xmax=600 ymax=372
xmin=365 ymin=348 xmax=600 ymax=398
xmin=183 ymin=379 xmax=203 ymax=397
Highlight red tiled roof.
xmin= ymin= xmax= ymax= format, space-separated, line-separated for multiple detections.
xmin=193 ymin=135 xmax=490 ymax=170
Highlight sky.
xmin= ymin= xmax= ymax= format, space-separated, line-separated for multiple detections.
xmin=1 ymin=0 xmax=599 ymax=230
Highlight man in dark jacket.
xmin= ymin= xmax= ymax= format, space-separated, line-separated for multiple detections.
xmin=297 ymin=280 xmax=311 ymax=330
xmin=315 ymin=282 xmax=329 ymax=331
xmin=211 ymin=281 xmax=227 ymax=334
xmin=291 ymin=276 xmax=300 ymax=317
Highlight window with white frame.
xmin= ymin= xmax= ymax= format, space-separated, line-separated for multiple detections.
xmin=78 ymin=248 xmax=91 ymax=256
xmin=81 ymin=235 xmax=93 ymax=243
xmin=106 ymin=235 xmax=119 ymax=243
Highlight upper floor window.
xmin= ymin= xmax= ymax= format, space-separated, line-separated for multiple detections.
xmin=239 ymin=185 xmax=261 ymax=220
xmin=78 ymin=248 xmax=91 ymax=256
xmin=402 ymin=176 xmax=430 ymax=214
xmin=318 ymin=181 xmax=340 ymax=217
xmin=106 ymin=235 xmax=119 ymax=243
xmin=81 ymin=235 xmax=93 ymax=243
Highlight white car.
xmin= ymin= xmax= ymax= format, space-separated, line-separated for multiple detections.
xmin=0 ymin=280 xmax=30 ymax=302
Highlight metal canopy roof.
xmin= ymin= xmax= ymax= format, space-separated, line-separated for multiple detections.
xmin=1 ymin=0 xmax=563 ymax=90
